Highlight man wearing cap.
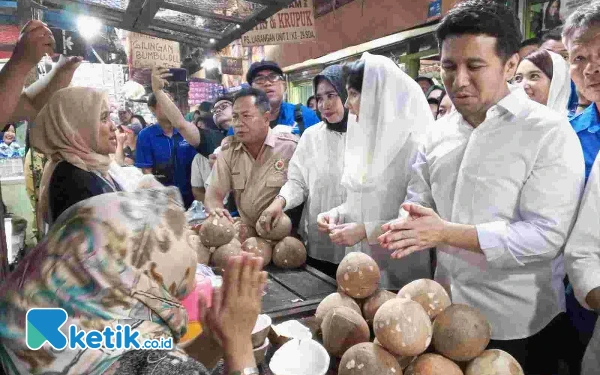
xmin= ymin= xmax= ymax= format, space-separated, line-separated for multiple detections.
xmin=227 ymin=61 xmax=320 ymax=137
xmin=205 ymin=87 xmax=297 ymax=229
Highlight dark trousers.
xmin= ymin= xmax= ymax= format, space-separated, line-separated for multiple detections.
xmin=306 ymin=257 xmax=338 ymax=280
xmin=487 ymin=313 xmax=572 ymax=375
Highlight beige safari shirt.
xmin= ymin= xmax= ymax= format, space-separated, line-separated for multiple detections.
xmin=207 ymin=129 xmax=297 ymax=227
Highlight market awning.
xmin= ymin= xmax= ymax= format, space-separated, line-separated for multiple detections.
xmin=17 ymin=0 xmax=298 ymax=50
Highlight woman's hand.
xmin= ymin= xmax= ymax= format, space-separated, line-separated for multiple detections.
xmin=317 ymin=209 xmax=340 ymax=233
xmin=329 ymin=223 xmax=366 ymax=246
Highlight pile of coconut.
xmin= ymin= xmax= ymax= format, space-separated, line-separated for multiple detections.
xmin=315 ymin=252 xmax=525 ymax=375
xmin=189 ymin=213 xmax=307 ymax=271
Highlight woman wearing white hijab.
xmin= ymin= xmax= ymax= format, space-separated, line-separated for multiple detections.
xmin=514 ymin=49 xmax=571 ymax=114
xmin=317 ymin=53 xmax=434 ymax=290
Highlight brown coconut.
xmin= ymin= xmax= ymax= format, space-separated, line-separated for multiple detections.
xmin=465 ymin=349 xmax=524 ymax=375
xmin=404 ymin=353 xmax=463 ymax=375
xmin=188 ymin=234 xmax=211 ymax=265
xmin=272 ymin=237 xmax=307 ymax=269
xmin=336 ymin=252 xmax=380 ymax=299
xmin=321 ymin=307 xmax=370 ymax=357
xmin=338 ymin=343 xmax=402 ymax=375
xmin=432 ymin=304 xmax=491 ymax=362
xmin=373 ymin=299 xmax=432 ymax=357
xmin=234 ymin=220 xmax=258 ymax=243
xmin=315 ymin=292 xmax=362 ymax=326
xmin=398 ymin=279 xmax=452 ymax=320
xmin=374 ymin=338 xmax=415 ymax=370
xmin=255 ymin=214 xmax=292 ymax=241
xmin=199 ymin=216 xmax=235 ymax=247
xmin=241 ymin=237 xmax=273 ymax=266
xmin=211 ymin=239 xmax=242 ymax=272
xmin=362 ymin=290 xmax=397 ymax=324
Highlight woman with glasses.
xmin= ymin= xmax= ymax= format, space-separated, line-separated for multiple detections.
xmin=258 ymin=65 xmax=349 ymax=278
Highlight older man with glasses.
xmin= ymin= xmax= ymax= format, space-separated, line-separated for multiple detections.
xmin=227 ymin=61 xmax=320 ymax=138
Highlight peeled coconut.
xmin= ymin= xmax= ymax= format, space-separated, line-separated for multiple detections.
xmin=255 ymin=213 xmax=292 ymax=241
xmin=373 ymin=299 xmax=432 ymax=357
xmin=374 ymin=338 xmax=415 ymax=370
xmin=199 ymin=216 xmax=235 ymax=247
xmin=432 ymin=304 xmax=491 ymax=362
xmin=362 ymin=290 xmax=397 ymax=324
xmin=315 ymin=292 xmax=362 ymax=326
xmin=336 ymin=252 xmax=380 ymax=299
xmin=189 ymin=234 xmax=211 ymax=265
xmin=234 ymin=220 xmax=258 ymax=243
xmin=272 ymin=237 xmax=307 ymax=269
xmin=465 ymin=349 xmax=524 ymax=375
xmin=241 ymin=237 xmax=273 ymax=266
xmin=321 ymin=306 xmax=370 ymax=357
xmin=404 ymin=353 xmax=463 ymax=375
xmin=398 ymin=279 xmax=452 ymax=320
xmin=338 ymin=342 xmax=402 ymax=375
xmin=211 ymin=239 xmax=242 ymax=272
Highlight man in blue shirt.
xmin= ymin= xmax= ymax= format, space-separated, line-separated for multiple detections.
xmin=228 ymin=61 xmax=320 ymax=136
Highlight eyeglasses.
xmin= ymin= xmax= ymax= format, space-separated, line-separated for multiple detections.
xmin=212 ymin=102 xmax=232 ymax=114
xmin=253 ymin=73 xmax=284 ymax=85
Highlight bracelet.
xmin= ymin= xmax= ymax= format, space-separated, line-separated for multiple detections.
xmin=276 ymin=194 xmax=287 ymax=208
xmin=230 ymin=368 xmax=259 ymax=375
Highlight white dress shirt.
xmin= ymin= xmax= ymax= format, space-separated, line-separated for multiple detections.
xmin=565 ymin=154 xmax=600 ymax=374
xmin=191 ymin=153 xmax=212 ymax=189
xmin=278 ymin=122 xmax=348 ymax=264
xmin=405 ymin=86 xmax=584 ymax=340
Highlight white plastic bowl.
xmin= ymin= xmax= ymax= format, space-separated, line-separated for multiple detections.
xmin=269 ymin=339 xmax=330 ymax=375
xmin=251 ymin=314 xmax=272 ymax=348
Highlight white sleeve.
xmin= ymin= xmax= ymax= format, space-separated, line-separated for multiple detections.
xmin=279 ymin=133 xmax=310 ymax=210
xmin=566 ymin=154 xmax=600 ymax=310
xmin=404 ymin=143 xmax=436 ymax=210
xmin=190 ymin=154 xmax=203 ymax=188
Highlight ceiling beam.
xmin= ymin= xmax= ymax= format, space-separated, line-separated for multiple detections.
xmin=215 ymin=0 xmax=296 ymax=50
xmin=160 ymin=2 xmax=245 ymax=25
xmin=149 ymin=18 xmax=222 ymax=39
xmin=43 ymin=0 xmax=123 ymax=22
xmin=121 ymin=0 xmax=145 ymax=29
xmin=133 ymin=0 xmax=164 ymax=30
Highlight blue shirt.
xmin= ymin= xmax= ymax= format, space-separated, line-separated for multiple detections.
xmin=570 ymin=103 xmax=600 ymax=181
xmin=227 ymin=102 xmax=320 ymax=136
xmin=135 ymin=124 xmax=198 ymax=208
xmin=567 ymin=80 xmax=579 ymax=115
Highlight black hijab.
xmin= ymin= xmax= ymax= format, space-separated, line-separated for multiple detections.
xmin=313 ymin=65 xmax=349 ymax=133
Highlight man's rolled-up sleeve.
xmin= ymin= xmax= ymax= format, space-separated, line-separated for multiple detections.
xmin=206 ymin=152 xmax=232 ymax=194
xmin=477 ymin=124 xmax=585 ymax=269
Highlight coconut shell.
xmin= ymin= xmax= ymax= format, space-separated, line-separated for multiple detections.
xmin=465 ymin=349 xmax=524 ymax=375
xmin=315 ymin=292 xmax=362 ymax=326
xmin=374 ymin=338 xmax=415 ymax=370
xmin=362 ymin=290 xmax=397 ymax=324
xmin=272 ymin=237 xmax=307 ymax=269
xmin=255 ymin=214 xmax=292 ymax=241
xmin=336 ymin=253 xmax=380 ymax=299
xmin=338 ymin=343 xmax=402 ymax=375
xmin=398 ymin=279 xmax=452 ymax=320
xmin=321 ymin=307 xmax=370 ymax=358
xmin=211 ymin=240 xmax=242 ymax=272
xmin=432 ymin=304 xmax=491 ymax=362
xmin=234 ymin=220 xmax=258 ymax=243
xmin=373 ymin=299 xmax=432 ymax=357
xmin=241 ymin=237 xmax=273 ymax=266
xmin=404 ymin=353 xmax=463 ymax=375
xmin=189 ymin=234 xmax=211 ymax=265
xmin=199 ymin=216 xmax=235 ymax=247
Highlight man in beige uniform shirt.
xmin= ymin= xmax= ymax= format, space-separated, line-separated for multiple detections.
xmin=205 ymin=87 xmax=297 ymax=227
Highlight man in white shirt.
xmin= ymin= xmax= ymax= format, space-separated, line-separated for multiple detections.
xmin=377 ymin=1 xmax=585 ymax=373
xmin=191 ymin=154 xmax=212 ymax=203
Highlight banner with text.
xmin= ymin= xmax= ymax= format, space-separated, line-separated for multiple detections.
xmin=128 ymin=32 xmax=181 ymax=69
xmin=242 ymin=0 xmax=316 ymax=47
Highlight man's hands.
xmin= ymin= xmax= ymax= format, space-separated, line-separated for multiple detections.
xmin=54 ymin=54 xmax=83 ymax=74
xmin=378 ymin=203 xmax=447 ymax=258
xmin=201 ymin=253 xmax=267 ymax=354
xmin=152 ymin=67 xmax=170 ymax=92
xmin=12 ymin=21 xmax=55 ymax=68
xmin=207 ymin=208 xmax=234 ymax=223
xmin=259 ymin=197 xmax=285 ymax=232
xmin=329 ymin=223 xmax=367 ymax=247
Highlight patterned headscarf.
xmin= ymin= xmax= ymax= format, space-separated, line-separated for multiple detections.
xmin=0 ymin=187 xmax=198 ymax=374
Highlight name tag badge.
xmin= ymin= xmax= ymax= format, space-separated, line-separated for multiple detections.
xmin=179 ymin=140 xmax=189 ymax=147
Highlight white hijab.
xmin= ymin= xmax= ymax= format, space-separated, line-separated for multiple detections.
xmin=341 ymin=52 xmax=434 ymax=192
xmin=546 ymin=50 xmax=572 ymax=114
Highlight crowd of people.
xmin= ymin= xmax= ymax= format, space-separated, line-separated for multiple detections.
xmin=1 ymin=0 xmax=600 ymax=374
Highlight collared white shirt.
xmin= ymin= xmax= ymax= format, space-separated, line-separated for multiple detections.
xmin=405 ymin=86 xmax=584 ymax=340
xmin=278 ymin=122 xmax=348 ymax=264
xmin=565 ymin=154 xmax=600 ymax=374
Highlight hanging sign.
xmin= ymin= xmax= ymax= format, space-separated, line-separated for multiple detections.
xmin=242 ymin=0 xmax=317 ymax=47
xmin=427 ymin=0 xmax=442 ymax=20
xmin=221 ymin=57 xmax=244 ymax=75
xmin=128 ymin=32 xmax=181 ymax=69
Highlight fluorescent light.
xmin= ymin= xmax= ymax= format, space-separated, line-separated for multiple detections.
xmin=209 ymin=38 xmax=216 ymax=44
xmin=78 ymin=16 xmax=102 ymax=39
xmin=202 ymin=58 xmax=218 ymax=70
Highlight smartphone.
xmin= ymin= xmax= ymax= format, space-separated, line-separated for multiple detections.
xmin=50 ymin=27 xmax=87 ymax=57
xmin=167 ymin=68 xmax=188 ymax=82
